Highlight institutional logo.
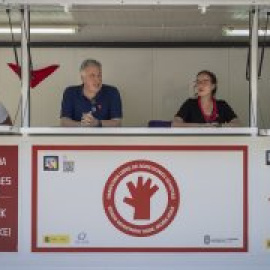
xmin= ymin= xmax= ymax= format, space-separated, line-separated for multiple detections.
xmin=204 ymin=234 xmax=239 ymax=245
xmin=103 ymin=160 xmax=180 ymax=237
xmin=43 ymin=156 xmax=59 ymax=171
xmin=74 ymin=232 xmax=90 ymax=245
xmin=43 ymin=234 xmax=70 ymax=244
xmin=63 ymin=156 xmax=75 ymax=173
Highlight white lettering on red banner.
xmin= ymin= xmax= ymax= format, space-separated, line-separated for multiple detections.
xmin=0 ymin=208 xmax=7 ymax=218
xmin=0 ymin=228 xmax=11 ymax=237
xmin=0 ymin=157 xmax=7 ymax=166
xmin=0 ymin=146 xmax=18 ymax=252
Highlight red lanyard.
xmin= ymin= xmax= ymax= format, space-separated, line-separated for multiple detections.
xmin=198 ymin=97 xmax=218 ymax=123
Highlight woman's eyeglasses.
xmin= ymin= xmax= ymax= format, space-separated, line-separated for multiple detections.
xmin=194 ymin=79 xmax=211 ymax=86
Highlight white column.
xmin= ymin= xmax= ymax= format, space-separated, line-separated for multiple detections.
xmin=250 ymin=7 xmax=258 ymax=127
xmin=21 ymin=5 xmax=30 ymax=127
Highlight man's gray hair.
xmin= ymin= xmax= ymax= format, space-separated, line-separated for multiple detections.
xmin=80 ymin=59 xmax=102 ymax=72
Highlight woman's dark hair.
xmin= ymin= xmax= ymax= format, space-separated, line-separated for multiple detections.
xmin=197 ymin=70 xmax=218 ymax=96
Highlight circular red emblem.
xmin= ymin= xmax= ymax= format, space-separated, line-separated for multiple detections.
xmin=103 ymin=160 xmax=180 ymax=237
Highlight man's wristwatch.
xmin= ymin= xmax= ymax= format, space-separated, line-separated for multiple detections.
xmin=97 ymin=120 xmax=102 ymax=127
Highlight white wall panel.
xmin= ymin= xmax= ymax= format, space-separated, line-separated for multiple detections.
xmin=228 ymin=48 xmax=250 ymax=127
xmin=0 ymin=49 xmax=22 ymax=126
xmin=153 ymin=48 xmax=231 ymax=122
xmin=29 ymin=48 xmax=77 ymax=127
xmin=1 ymin=47 xmax=268 ymax=127
xmin=258 ymin=50 xmax=270 ymax=129
xmin=28 ymin=48 xmax=153 ymax=127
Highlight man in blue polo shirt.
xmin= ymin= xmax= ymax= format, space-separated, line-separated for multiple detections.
xmin=60 ymin=59 xmax=122 ymax=127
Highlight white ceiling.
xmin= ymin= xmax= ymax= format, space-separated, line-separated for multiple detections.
xmin=0 ymin=4 xmax=269 ymax=43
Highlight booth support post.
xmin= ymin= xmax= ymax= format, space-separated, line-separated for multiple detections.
xmin=250 ymin=7 xmax=259 ymax=127
xmin=21 ymin=5 xmax=30 ymax=127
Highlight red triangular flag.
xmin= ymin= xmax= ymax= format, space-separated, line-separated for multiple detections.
xmin=8 ymin=63 xmax=59 ymax=88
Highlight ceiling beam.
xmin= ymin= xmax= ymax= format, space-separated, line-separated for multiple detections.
xmin=2 ymin=0 xmax=270 ymax=7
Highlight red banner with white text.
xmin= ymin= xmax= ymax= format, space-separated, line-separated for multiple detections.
xmin=0 ymin=146 xmax=18 ymax=252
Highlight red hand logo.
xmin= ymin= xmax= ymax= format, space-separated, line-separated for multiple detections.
xmin=124 ymin=177 xmax=159 ymax=220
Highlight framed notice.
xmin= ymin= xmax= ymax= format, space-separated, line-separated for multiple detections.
xmin=0 ymin=146 xmax=18 ymax=252
xmin=32 ymin=145 xmax=248 ymax=252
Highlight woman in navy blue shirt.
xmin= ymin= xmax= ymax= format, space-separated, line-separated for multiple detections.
xmin=172 ymin=70 xmax=240 ymax=127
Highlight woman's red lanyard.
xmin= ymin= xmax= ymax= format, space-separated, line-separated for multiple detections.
xmin=198 ymin=97 xmax=218 ymax=123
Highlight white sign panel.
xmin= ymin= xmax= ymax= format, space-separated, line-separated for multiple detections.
xmin=32 ymin=145 xmax=248 ymax=252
